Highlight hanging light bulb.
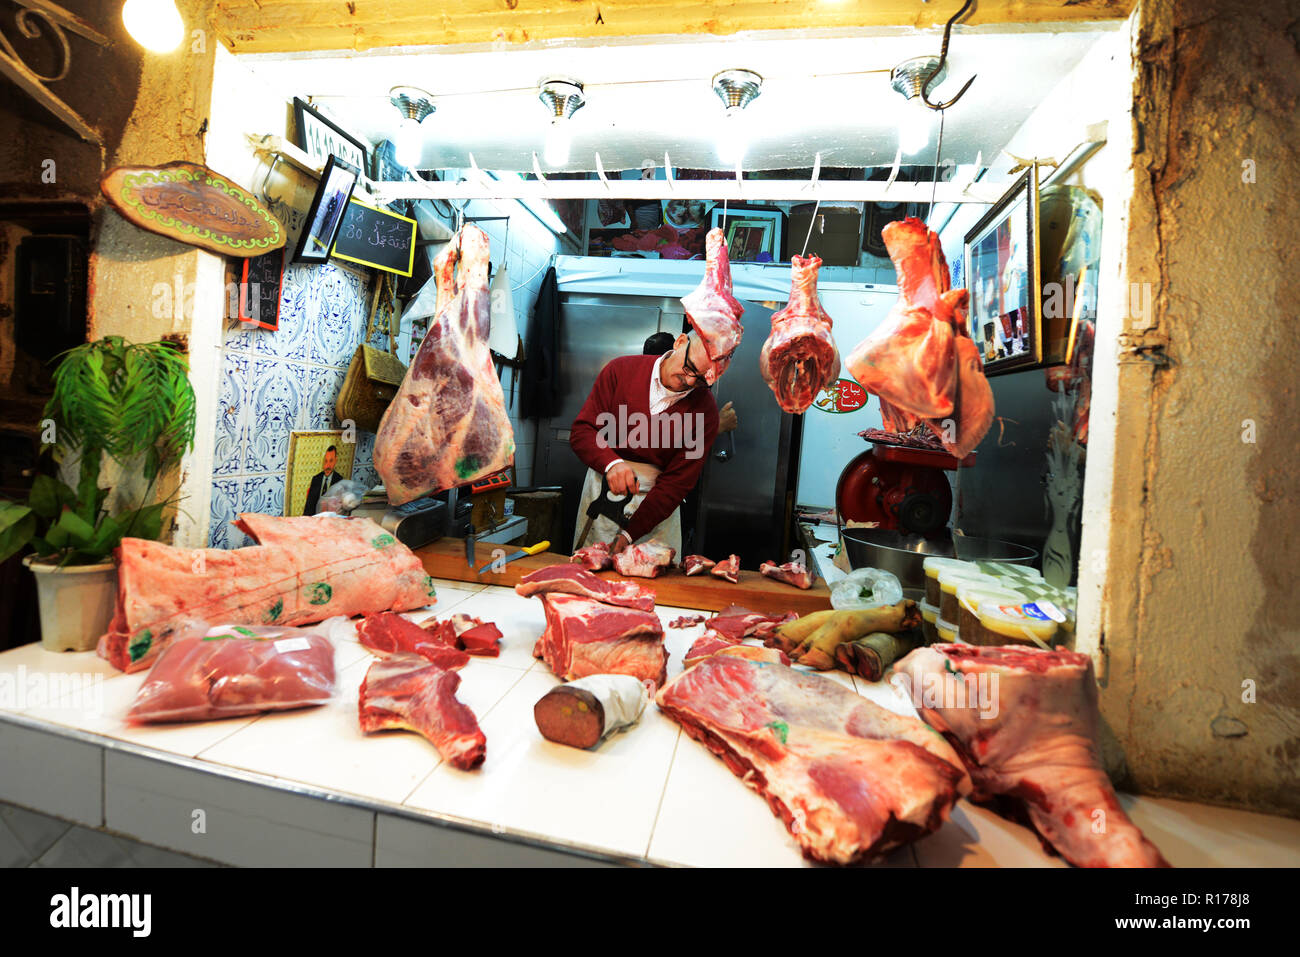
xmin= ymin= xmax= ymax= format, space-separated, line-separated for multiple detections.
xmin=389 ymin=87 xmax=436 ymax=170
xmin=122 ymin=0 xmax=184 ymax=53
xmin=711 ymin=69 xmax=761 ymax=167
xmin=890 ymin=55 xmax=946 ymax=155
xmin=537 ymin=78 xmax=585 ymax=169
xmin=897 ymin=106 xmax=932 ymax=155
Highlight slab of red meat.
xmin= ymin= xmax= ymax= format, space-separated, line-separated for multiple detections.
xmin=657 ymin=655 xmax=966 ymax=864
xmin=612 ymin=540 xmax=676 ymax=578
xmin=683 ymin=631 xmax=790 ymax=669
xmin=357 ymin=612 xmax=471 ymax=670
xmin=358 ymin=652 xmax=486 ymax=770
xmin=374 ymin=224 xmax=516 ymax=504
xmin=515 ymin=563 xmax=655 ymax=611
xmin=668 ymin=614 xmax=707 ymax=628
xmin=681 ymin=555 xmax=716 ymax=576
xmin=707 ymin=606 xmax=799 ymax=642
xmin=760 ymin=254 xmax=841 ymax=413
xmin=759 ymin=561 xmax=814 ymax=589
xmin=127 ymin=628 xmax=335 ymax=723
xmin=710 ymin=554 xmax=740 ymax=583
xmin=571 ymin=541 xmax=613 ymax=571
xmin=534 ymin=593 xmax=668 ymax=688
xmin=422 ymin=613 xmax=502 ymax=657
xmin=98 ymin=514 xmax=437 ymax=673
xmin=894 ymin=644 xmax=1170 ymax=868
xmin=680 ymin=227 xmax=744 ymax=384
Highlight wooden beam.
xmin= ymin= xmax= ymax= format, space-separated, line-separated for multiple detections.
xmin=212 ymin=1 xmax=1134 ymax=55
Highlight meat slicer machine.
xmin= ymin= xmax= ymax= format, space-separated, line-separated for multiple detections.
xmin=835 ymin=437 xmax=976 ymax=537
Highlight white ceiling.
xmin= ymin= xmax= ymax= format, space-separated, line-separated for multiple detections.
xmin=240 ymin=26 xmax=1117 ymax=173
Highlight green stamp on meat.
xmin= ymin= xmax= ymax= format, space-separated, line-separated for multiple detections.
xmin=264 ymin=598 xmax=283 ymax=622
xmin=128 ymin=629 xmax=152 ymax=662
xmin=306 ymin=582 xmax=333 ymax=605
xmin=423 ymin=574 xmax=437 ymax=598
xmin=454 ymin=455 xmax=482 ymax=479
xmin=765 ymin=720 xmax=789 ymax=744
xmin=371 ymin=534 xmax=396 ymax=549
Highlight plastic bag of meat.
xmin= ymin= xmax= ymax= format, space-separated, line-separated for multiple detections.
xmin=126 ymin=623 xmax=335 ymax=723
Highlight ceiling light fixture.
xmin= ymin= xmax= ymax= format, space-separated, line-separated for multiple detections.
xmin=711 ymin=68 xmax=762 ymax=166
xmin=122 ymin=0 xmax=184 ymax=53
xmin=389 ymin=86 xmax=436 ymax=169
xmin=890 ymin=56 xmax=945 ymax=155
xmin=538 ymin=77 xmax=585 ymax=168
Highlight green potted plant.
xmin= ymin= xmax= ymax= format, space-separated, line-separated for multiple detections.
xmin=0 ymin=336 xmax=196 ymax=652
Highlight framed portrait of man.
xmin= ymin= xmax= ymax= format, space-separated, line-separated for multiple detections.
xmin=286 ymin=430 xmax=356 ymax=516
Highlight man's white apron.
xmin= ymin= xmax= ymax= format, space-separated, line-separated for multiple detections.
xmin=572 ymin=461 xmax=682 ymax=556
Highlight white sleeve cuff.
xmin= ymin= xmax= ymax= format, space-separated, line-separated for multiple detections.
xmin=619 ymin=530 xmax=633 ymax=543
xmin=603 ymin=458 xmax=625 ymax=473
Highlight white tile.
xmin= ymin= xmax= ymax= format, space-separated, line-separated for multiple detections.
xmin=1120 ymin=794 xmax=1300 ymax=867
xmin=912 ymin=801 xmax=1067 ymax=868
xmin=0 ymin=802 xmax=73 ymax=861
xmin=30 ymin=825 xmax=135 ymax=867
xmin=0 ymin=815 xmax=36 ymax=867
xmin=375 ymin=813 xmax=622 ymax=867
xmin=0 ymin=644 xmax=120 ymax=714
xmin=404 ymin=669 xmax=678 ymax=860
xmin=104 ymin=750 xmax=374 ymax=867
xmin=0 ymin=718 xmax=103 ymax=826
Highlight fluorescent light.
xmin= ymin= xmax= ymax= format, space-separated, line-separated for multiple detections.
xmin=122 ymin=0 xmax=184 ymax=53
xmin=490 ymin=171 xmax=566 ymax=236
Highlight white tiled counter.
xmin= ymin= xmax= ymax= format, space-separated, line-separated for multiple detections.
xmin=2 ymin=577 xmax=1299 ymax=868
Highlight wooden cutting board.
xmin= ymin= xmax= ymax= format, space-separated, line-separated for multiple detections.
xmin=414 ymin=539 xmax=831 ymax=616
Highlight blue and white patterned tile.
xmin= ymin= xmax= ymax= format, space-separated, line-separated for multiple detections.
xmin=239 ymin=474 xmax=285 ymax=518
xmin=352 ymin=428 xmax=376 ymax=467
xmin=313 ymin=265 xmax=370 ymax=367
xmin=301 ymin=364 xmax=347 ymax=431
xmin=213 ymin=350 xmax=249 ymax=477
xmin=244 ymin=357 xmax=308 ymax=475
xmin=256 ymin=264 xmax=314 ymax=363
xmin=209 ymin=479 xmax=243 ymax=549
xmin=223 ymin=316 xmax=257 ymax=354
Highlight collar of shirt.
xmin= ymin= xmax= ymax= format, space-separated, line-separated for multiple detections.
xmin=649 ymin=352 xmax=692 ymax=416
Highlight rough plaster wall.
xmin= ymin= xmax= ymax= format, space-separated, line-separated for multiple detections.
xmin=1102 ymin=0 xmax=1300 ymax=816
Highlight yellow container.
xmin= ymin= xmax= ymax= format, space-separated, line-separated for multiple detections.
xmin=936 ymin=617 xmax=959 ymax=643
xmin=975 ymin=600 xmax=1062 ymax=648
xmin=923 ymin=557 xmax=976 ymax=607
xmin=937 ymin=568 xmax=999 ymax=623
xmin=956 ymin=582 xmax=1029 ymax=645
xmin=919 ymin=600 xmax=940 ymax=644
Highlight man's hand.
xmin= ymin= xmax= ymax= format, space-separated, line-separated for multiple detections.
xmin=718 ymin=400 xmax=738 ymax=434
xmin=606 ymin=462 xmax=640 ymax=496
xmin=609 ymin=533 xmax=631 ymax=556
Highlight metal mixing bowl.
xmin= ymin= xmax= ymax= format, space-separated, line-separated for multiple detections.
xmin=839 ymin=528 xmax=1038 ymax=591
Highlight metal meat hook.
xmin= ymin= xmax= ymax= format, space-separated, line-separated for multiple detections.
xmin=920 ymin=0 xmax=976 ymax=111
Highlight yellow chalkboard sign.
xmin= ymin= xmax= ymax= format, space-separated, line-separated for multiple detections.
xmin=331 ymin=199 xmax=417 ymax=276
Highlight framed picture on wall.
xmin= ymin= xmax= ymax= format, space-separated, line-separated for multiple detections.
xmin=286 ymin=430 xmax=356 ymax=517
xmin=963 ymin=167 xmax=1042 ymax=375
xmin=293 ymin=97 xmax=369 ymax=172
xmin=293 ymin=155 xmax=360 ymax=265
xmin=710 ymin=205 xmax=783 ymax=262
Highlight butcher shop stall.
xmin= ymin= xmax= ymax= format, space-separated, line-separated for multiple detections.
xmin=0 ymin=0 xmax=1297 ymax=880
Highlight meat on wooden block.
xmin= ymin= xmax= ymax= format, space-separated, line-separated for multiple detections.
xmin=760 ymin=560 xmax=814 ymax=589
xmin=657 ymin=655 xmax=966 ymax=864
xmin=710 ymin=554 xmax=741 ymax=583
xmin=534 ymin=593 xmax=668 ymax=688
xmin=680 ymin=228 xmax=744 ymax=384
xmin=612 ymin=540 xmax=676 ymax=578
xmin=373 ymin=225 xmax=515 ymax=504
xmin=760 ymin=254 xmax=841 ymax=414
xmin=894 ymin=644 xmax=1170 ymax=868
xmin=358 ymin=652 xmax=486 ymax=770
xmin=515 ymin=563 xmax=656 ymax=611
xmin=681 ymin=555 xmax=716 ymax=576
xmin=357 ymin=611 xmax=471 ymax=670
xmin=571 ymin=541 xmax=613 ymax=571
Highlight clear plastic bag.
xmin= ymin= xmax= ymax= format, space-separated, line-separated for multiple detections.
xmin=316 ymin=479 xmax=371 ymax=515
xmin=126 ymin=623 xmax=336 ymax=723
xmin=830 ymin=567 xmax=904 ymax=610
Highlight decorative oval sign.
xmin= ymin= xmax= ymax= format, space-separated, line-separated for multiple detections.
xmin=101 ymin=162 xmax=285 ymax=257
xmin=812 ymin=378 xmax=869 ymax=414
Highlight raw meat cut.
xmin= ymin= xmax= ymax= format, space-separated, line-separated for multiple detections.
xmin=515 ymin=563 xmax=656 ymax=611
xmin=612 ymin=540 xmax=676 ymax=578
xmin=98 ymin=514 xmax=437 ymax=673
xmin=571 ymin=541 xmax=613 ymax=571
xmin=374 ymin=225 xmax=516 ymax=504
xmin=357 ymin=612 xmax=471 ymax=670
xmin=845 ymin=218 xmax=994 ymax=457
xmin=760 ymin=254 xmax=841 ymax=413
xmin=669 ymin=614 xmax=707 ymax=628
xmin=710 ymin=554 xmax=740 ymax=583
xmin=682 ymin=555 xmax=716 ymax=576
xmin=359 ymin=652 xmax=486 ymax=770
xmin=893 ymin=644 xmax=1170 ymax=868
xmin=680 ymin=228 xmax=744 ymax=384
xmin=706 ymin=605 xmax=799 ymax=642
xmin=683 ymin=631 xmax=790 ymax=669
xmin=534 ymin=593 xmax=668 ymax=688
xmin=533 ymin=674 xmax=652 ymax=750
xmin=657 ymin=655 xmax=966 ymax=864
xmin=127 ymin=625 xmax=335 ymax=723
xmin=422 ymin=614 xmax=503 ymax=657
xmin=759 ymin=561 xmax=814 ymax=589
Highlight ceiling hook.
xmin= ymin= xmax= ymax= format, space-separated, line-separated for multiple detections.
xmin=920 ymin=0 xmax=976 ymax=111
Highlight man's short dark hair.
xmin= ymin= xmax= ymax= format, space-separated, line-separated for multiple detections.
xmin=643 ymin=332 xmax=675 ymax=355
xmin=325 ymin=445 xmax=337 ymax=454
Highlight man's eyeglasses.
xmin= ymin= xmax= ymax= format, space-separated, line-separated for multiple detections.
xmin=681 ymin=343 xmax=706 ymax=383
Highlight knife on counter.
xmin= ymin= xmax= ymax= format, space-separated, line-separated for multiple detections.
xmin=474 ymin=540 xmax=550 ymax=575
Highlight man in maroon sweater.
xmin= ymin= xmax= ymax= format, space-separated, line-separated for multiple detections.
xmin=570 ymin=333 xmax=720 ymax=557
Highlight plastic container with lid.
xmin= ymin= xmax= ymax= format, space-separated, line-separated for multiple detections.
xmin=936 ymin=616 xmax=959 ymax=643
xmin=923 ymin=557 xmax=977 ymax=606
xmin=955 ymin=581 xmax=1029 ymax=645
xmin=919 ymin=600 xmax=940 ymax=644
xmin=975 ymin=599 xmax=1063 ymax=648
xmin=937 ymin=567 xmax=999 ymax=624
xmin=972 ymin=560 xmax=1044 ymax=583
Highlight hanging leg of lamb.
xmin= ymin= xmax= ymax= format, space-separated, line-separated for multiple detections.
xmin=534 ymin=593 xmax=668 ymax=688
xmin=710 ymin=554 xmax=740 ymax=583
xmin=759 ymin=560 xmax=814 ymax=589
xmin=515 ymin=563 xmax=656 ymax=611
xmin=680 ymin=228 xmax=745 ymax=384
xmin=612 ymin=540 xmax=676 ymax=578
xmin=571 ymin=541 xmax=613 ymax=571
xmin=358 ymin=652 xmax=486 ymax=770
xmin=893 ymin=644 xmax=1170 ymax=868
xmin=657 ymin=655 xmax=967 ymax=864
xmin=760 ymin=254 xmax=841 ymax=413
xmin=374 ymin=224 xmax=515 ymax=505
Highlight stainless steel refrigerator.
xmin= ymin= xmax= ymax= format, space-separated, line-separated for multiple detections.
xmin=534 ymin=258 xmax=802 ymax=569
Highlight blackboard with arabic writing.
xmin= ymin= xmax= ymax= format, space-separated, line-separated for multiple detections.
xmin=330 ymin=199 xmax=417 ymax=276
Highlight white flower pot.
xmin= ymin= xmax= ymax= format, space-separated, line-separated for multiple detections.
xmin=22 ymin=556 xmax=118 ymax=653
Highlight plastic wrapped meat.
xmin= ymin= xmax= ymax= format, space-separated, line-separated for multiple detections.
xmin=760 ymin=254 xmax=841 ymax=413
xmin=359 ymin=652 xmax=486 ymax=770
xmin=680 ymin=228 xmax=744 ymax=384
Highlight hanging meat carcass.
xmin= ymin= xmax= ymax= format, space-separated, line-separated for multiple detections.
xmin=374 ymin=225 xmax=516 ymax=504
xmin=680 ymin=228 xmax=744 ymax=384
xmin=846 ymin=218 xmax=993 ymax=457
xmin=760 ymin=254 xmax=841 ymax=413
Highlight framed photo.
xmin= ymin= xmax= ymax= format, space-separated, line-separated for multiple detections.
xmin=286 ymin=431 xmax=356 ymax=517
xmin=293 ymin=154 xmax=360 ymax=265
xmin=963 ymin=167 xmax=1042 ymax=375
xmin=710 ymin=205 xmax=783 ymax=262
xmin=293 ymin=97 xmax=369 ymax=172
